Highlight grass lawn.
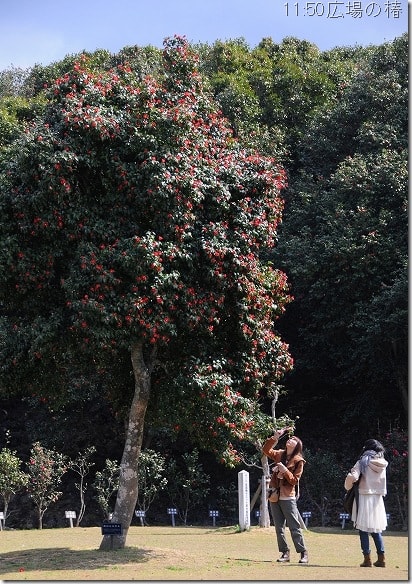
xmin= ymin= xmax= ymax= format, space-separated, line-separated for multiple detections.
xmin=0 ymin=525 xmax=408 ymax=581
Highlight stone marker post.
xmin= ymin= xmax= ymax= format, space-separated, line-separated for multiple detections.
xmin=238 ymin=469 xmax=250 ymax=531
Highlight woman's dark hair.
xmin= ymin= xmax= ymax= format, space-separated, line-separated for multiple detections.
xmin=361 ymin=439 xmax=385 ymax=455
xmin=281 ymin=436 xmax=303 ymax=463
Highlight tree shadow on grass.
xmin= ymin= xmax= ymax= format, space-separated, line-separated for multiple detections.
xmin=1 ymin=546 xmax=155 ymax=576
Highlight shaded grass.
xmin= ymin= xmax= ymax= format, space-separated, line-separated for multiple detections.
xmin=0 ymin=525 xmax=408 ymax=580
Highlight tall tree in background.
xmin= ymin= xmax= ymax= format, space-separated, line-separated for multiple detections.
xmin=0 ymin=36 xmax=292 ymax=547
xmin=198 ymin=36 xmax=360 ymax=166
xmin=272 ymin=34 xmax=408 ymax=437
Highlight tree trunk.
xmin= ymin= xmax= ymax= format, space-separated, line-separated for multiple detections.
xmin=260 ymin=385 xmax=278 ymax=528
xmin=99 ymin=340 xmax=152 ymax=550
xmin=3 ymin=497 xmax=9 ymax=528
xmin=260 ymin=455 xmax=271 ymax=528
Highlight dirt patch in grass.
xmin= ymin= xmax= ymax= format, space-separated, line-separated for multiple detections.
xmin=0 ymin=525 xmax=408 ymax=580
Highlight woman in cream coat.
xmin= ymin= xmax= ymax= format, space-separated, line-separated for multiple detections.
xmin=345 ymin=439 xmax=388 ymax=568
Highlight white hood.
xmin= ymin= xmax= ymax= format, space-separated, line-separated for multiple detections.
xmin=368 ymin=457 xmax=388 ymax=473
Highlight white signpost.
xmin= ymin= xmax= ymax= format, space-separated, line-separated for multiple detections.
xmin=209 ymin=510 xmax=219 ymax=527
xmin=0 ymin=511 xmax=4 ymax=531
xmin=238 ymin=470 xmax=250 ymax=531
xmin=339 ymin=512 xmax=350 ymax=529
xmin=65 ymin=510 xmax=76 ymax=528
xmin=135 ymin=510 xmax=146 ymax=526
xmin=167 ymin=508 xmax=178 ymax=527
xmin=302 ymin=511 xmax=312 ymax=527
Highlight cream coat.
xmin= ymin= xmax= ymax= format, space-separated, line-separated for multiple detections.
xmin=344 ymin=456 xmax=388 ymax=495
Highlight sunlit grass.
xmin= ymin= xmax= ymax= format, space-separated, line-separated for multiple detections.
xmin=0 ymin=525 xmax=407 ymax=580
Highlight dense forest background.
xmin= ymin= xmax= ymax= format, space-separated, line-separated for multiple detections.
xmin=0 ymin=33 xmax=407 ymax=530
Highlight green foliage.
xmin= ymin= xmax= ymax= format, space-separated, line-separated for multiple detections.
xmin=0 ymin=95 xmax=46 ymax=149
xmin=0 ymin=100 xmax=21 ymax=147
xmin=382 ymin=425 xmax=408 ymax=530
xmin=69 ymin=446 xmax=96 ymax=525
xmin=114 ymin=44 xmax=163 ymax=79
xmin=0 ymin=67 xmax=32 ymax=97
xmin=26 ymin=442 xmax=67 ymax=529
xmin=153 ymin=362 xmax=271 ymax=467
xmin=0 ymin=447 xmax=28 ymax=525
xmin=136 ymin=449 xmax=167 ymax=518
xmin=214 ymin=481 xmax=238 ymax=520
xmin=199 ymin=36 xmax=360 ymax=164
xmin=165 ymin=448 xmax=210 ymax=525
xmin=92 ymin=458 xmax=120 ymax=519
xmin=273 ymin=34 xmax=408 ymax=432
xmin=302 ymin=448 xmax=346 ymax=526
xmin=383 ymin=427 xmax=408 ymax=482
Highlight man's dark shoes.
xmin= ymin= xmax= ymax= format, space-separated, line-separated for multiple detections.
xmin=277 ymin=551 xmax=290 ymax=563
xmin=299 ymin=551 xmax=309 ymax=564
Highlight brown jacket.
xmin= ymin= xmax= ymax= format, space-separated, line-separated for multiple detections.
xmin=263 ymin=436 xmax=305 ymax=498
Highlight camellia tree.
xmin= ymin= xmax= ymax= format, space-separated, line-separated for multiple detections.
xmin=0 ymin=36 xmax=293 ymax=548
xmin=135 ymin=449 xmax=167 ymax=522
xmin=26 ymin=442 xmax=67 ymax=529
xmin=0 ymin=446 xmax=28 ymax=526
